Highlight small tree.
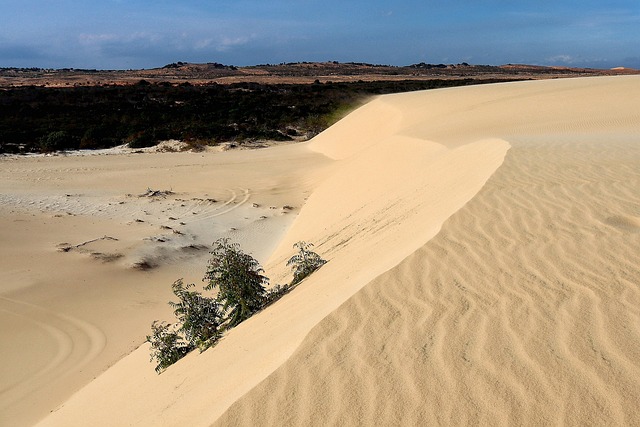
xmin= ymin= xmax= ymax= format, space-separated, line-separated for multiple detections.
xmin=148 ymin=279 xmax=222 ymax=373
xmin=287 ymin=241 xmax=326 ymax=285
xmin=147 ymin=321 xmax=192 ymax=373
xmin=169 ymin=279 xmax=223 ymax=351
xmin=204 ymin=238 xmax=268 ymax=328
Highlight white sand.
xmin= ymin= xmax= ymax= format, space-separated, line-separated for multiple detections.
xmin=3 ymin=75 xmax=639 ymax=426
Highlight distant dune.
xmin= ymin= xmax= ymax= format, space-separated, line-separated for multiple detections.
xmin=2 ymin=75 xmax=639 ymax=426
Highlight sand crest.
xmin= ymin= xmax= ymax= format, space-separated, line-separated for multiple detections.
xmin=7 ymin=75 xmax=640 ymax=426
xmin=217 ymin=77 xmax=640 ymax=426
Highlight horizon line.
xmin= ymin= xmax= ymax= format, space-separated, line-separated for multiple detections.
xmin=1 ymin=60 xmax=633 ymax=73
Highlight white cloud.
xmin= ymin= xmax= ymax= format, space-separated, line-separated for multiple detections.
xmin=78 ymin=32 xmax=162 ymax=46
xmin=78 ymin=33 xmax=118 ymax=44
xmin=216 ymin=36 xmax=251 ymax=52
xmin=546 ymin=54 xmax=576 ymax=64
xmin=190 ymin=35 xmax=251 ymax=52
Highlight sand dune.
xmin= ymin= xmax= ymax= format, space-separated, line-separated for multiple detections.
xmin=255 ymin=78 xmax=638 ymax=425
xmin=216 ymin=77 xmax=640 ymax=426
xmin=217 ymin=133 xmax=640 ymax=426
xmin=7 ymin=75 xmax=640 ymax=426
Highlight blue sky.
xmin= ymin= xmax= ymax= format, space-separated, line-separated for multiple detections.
xmin=1 ymin=0 xmax=639 ymax=69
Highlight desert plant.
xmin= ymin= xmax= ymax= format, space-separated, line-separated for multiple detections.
xmin=39 ymin=130 xmax=74 ymax=152
xmin=287 ymin=241 xmax=326 ymax=285
xmin=263 ymin=283 xmax=292 ymax=307
xmin=147 ymin=321 xmax=192 ymax=373
xmin=148 ymin=279 xmax=222 ymax=373
xmin=204 ymin=238 xmax=268 ymax=327
xmin=169 ymin=279 xmax=223 ymax=351
xmin=148 ymin=240 xmax=326 ymax=372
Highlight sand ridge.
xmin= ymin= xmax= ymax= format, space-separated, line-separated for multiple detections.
xmin=217 ymin=135 xmax=640 ymax=426
xmin=215 ymin=77 xmax=640 ymax=425
xmin=7 ymin=75 xmax=640 ymax=426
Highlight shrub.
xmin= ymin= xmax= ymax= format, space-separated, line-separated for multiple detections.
xmin=287 ymin=241 xmax=327 ymax=285
xmin=169 ymin=279 xmax=223 ymax=351
xmin=148 ymin=279 xmax=222 ymax=373
xmin=39 ymin=130 xmax=74 ymax=152
xmin=204 ymin=238 xmax=268 ymax=328
xmin=263 ymin=283 xmax=292 ymax=307
xmin=80 ymin=126 xmax=111 ymax=149
xmin=148 ymin=240 xmax=326 ymax=372
xmin=147 ymin=321 xmax=192 ymax=373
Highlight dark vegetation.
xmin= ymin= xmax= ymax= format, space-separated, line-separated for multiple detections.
xmin=287 ymin=241 xmax=327 ymax=285
xmin=0 ymin=79 xmax=508 ymax=154
xmin=148 ymin=239 xmax=326 ymax=373
xmin=203 ymin=239 xmax=269 ymax=328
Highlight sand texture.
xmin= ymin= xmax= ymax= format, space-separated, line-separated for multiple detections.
xmin=5 ymin=75 xmax=639 ymax=426
xmin=218 ymin=131 xmax=640 ymax=426
xmin=216 ymin=77 xmax=640 ymax=426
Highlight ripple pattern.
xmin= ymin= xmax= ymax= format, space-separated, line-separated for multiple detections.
xmin=215 ymin=136 xmax=640 ymax=426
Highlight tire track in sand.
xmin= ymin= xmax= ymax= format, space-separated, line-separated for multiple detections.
xmin=0 ymin=296 xmax=106 ymax=415
xmin=186 ymin=188 xmax=251 ymax=224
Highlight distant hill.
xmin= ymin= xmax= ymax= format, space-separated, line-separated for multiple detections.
xmin=1 ymin=61 xmax=637 ymax=88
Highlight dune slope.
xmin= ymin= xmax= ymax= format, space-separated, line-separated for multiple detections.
xmin=218 ymin=135 xmax=640 ymax=426
xmin=216 ymin=77 xmax=640 ymax=425
xmin=39 ymin=76 xmax=639 ymax=426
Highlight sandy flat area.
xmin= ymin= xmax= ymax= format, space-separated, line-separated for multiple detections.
xmin=2 ymin=75 xmax=639 ymax=426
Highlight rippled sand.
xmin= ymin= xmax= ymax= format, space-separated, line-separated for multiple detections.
xmin=18 ymin=75 xmax=640 ymax=426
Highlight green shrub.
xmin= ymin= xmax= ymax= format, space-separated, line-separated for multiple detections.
xmin=287 ymin=241 xmax=327 ymax=285
xmin=204 ymin=238 xmax=268 ymax=328
xmin=148 ymin=240 xmax=326 ymax=373
xmin=80 ymin=126 xmax=112 ymax=149
xmin=147 ymin=321 xmax=192 ymax=373
xmin=169 ymin=279 xmax=223 ymax=351
xmin=148 ymin=279 xmax=222 ymax=373
xmin=39 ymin=130 xmax=74 ymax=152
xmin=263 ymin=283 xmax=292 ymax=307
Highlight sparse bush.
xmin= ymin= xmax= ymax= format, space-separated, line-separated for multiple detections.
xmin=39 ymin=130 xmax=74 ymax=152
xmin=147 ymin=321 xmax=192 ymax=373
xmin=204 ymin=238 xmax=268 ymax=328
xmin=148 ymin=240 xmax=326 ymax=373
xmin=287 ymin=241 xmax=327 ymax=285
xmin=263 ymin=283 xmax=292 ymax=307
xmin=169 ymin=279 xmax=223 ymax=351
xmin=148 ymin=279 xmax=222 ymax=372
